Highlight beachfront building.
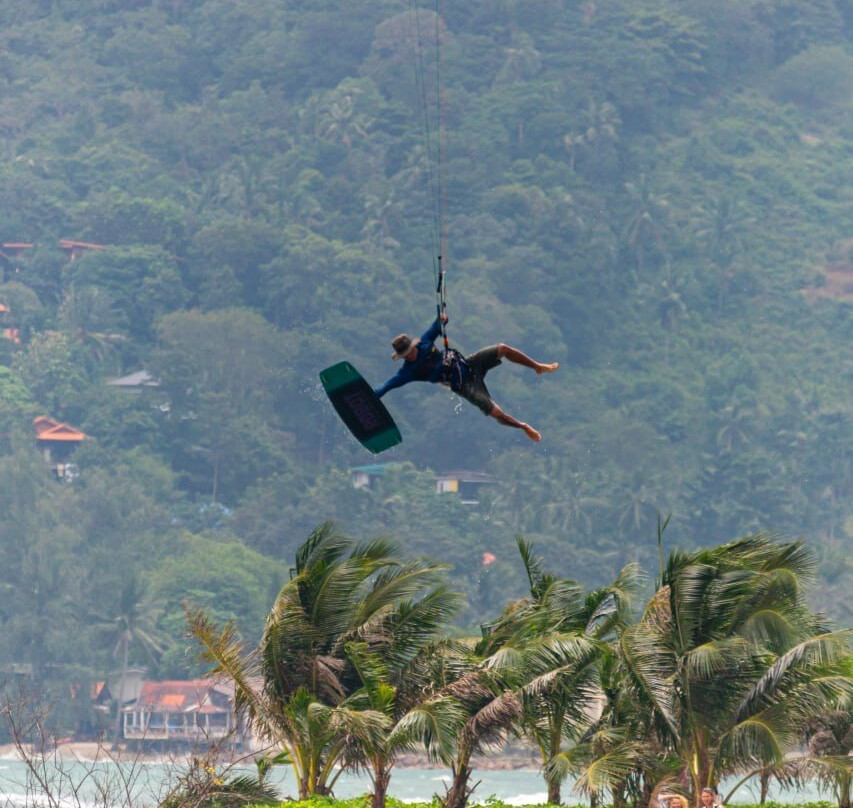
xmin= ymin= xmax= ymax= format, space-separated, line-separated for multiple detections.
xmin=121 ymin=679 xmax=247 ymax=750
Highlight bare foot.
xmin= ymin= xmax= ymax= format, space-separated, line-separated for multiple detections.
xmin=536 ymin=362 xmax=559 ymax=375
xmin=522 ymin=423 xmax=541 ymax=442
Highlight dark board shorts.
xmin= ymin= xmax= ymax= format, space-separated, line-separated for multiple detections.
xmin=459 ymin=345 xmax=502 ymax=415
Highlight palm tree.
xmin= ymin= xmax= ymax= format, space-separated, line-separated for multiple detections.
xmin=582 ymin=99 xmax=620 ymax=163
xmin=534 ymin=455 xmax=605 ymax=536
xmin=617 ymin=535 xmax=852 ymax=803
xmin=484 ymin=540 xmax=639 ymax=804
xmin=555 ymin=646 xmax=680 ymax=808
xmin=58 ymin=285 xmax=125 ymax=372
xmin=803 ymin=703 xmax=852 ymax=808
xmin=723 ymin=688 xmax=853 ymax=807
xmin=657 ymin=277 xmax=687 ymax=361
xmin=317 ymin=85 xmax=373 ymax=150
xmin=693 ymin=194 xmax=752 ymax=312
xmin=494 ymin=33 xmax=541 ymax=86
xmin=714 ymin=400 xmax=755 ymax=455
xmin=188 ymin=522 xmax=460 ymax=800
xmin=344 ymin=640 xmax=465 ymax=808
xmin=622 ymin=174 xmax=669 ymax=276
xmin=422 ymin=633 xmax=523 ymax=808
xmin=618 ymin=483 xmax=657 ymax=537
xmin=563 ymin=132 xmax=586 ymax=172
xmin=218 ymin=155 xmax=275 ymax=220
xmin=96 ymin=575 xmax=171 ymax=743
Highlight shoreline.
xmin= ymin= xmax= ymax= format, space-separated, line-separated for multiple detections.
xmin=0 ymin=742 xmax=541 ymax=771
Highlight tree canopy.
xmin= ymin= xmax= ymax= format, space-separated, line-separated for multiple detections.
xmin=0 ymin=0 xmax=849 ymax=744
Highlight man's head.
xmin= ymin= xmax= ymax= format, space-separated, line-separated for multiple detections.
xmin=391 ymin=334 xmax=417 ymax=361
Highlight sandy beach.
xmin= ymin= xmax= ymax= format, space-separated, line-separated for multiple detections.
xmin=0 ymin=741 xmax=540 ymax=770
xmin=0 ymin=741 xmax=145 ymax=763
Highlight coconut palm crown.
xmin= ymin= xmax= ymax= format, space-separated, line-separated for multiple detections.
xmin=189 ymin=521 xmax=461 ymax=800
xmin=618 ymin=534 xmax=852 ymax=802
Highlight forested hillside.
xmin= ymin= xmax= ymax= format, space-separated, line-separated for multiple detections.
xmin=0 ymin=0 xmax=850 ymax=724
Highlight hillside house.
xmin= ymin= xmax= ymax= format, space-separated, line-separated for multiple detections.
xmin=0 ymin=242 xmax=32 ymax=281
xmin=434 ymin=470 xmax=495 ymax=504
xmin=350 ymin=463 xmax=389 ymax=489
xmin=34 ymin=416 xmax=86 ymax=480
xmin=59 ymin=239 xmax=107 ymax=260
xmin=350 ymin=464 xmax=495 ymax=505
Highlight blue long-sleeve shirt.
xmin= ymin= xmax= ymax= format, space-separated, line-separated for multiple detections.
xmin=374 ymin=318 xmax=446 ymax=398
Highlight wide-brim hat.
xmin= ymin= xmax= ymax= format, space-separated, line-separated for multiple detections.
xmin=391 ymin=333 xmax=415 ymax=359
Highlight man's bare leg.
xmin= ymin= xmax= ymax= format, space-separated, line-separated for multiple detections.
xmin=490 ymin=404 xmax=541 ymax=442
xmin=496 ymin=344 xmax=559 ymax=375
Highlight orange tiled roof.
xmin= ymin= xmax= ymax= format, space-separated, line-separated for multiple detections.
xmin=126 ymin=680 xmax=231 ymax=714
xmin=33 ymin=416 xmax=86 ymax=442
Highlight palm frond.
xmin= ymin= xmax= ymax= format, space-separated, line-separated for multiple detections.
xmin=444 ymin=669 xmax=493 ymax=706
xmin=718 ymin=714 xmax=790 ymax=770
xmin=345 ymin=641 xmax=391 ymax=705
xmin=354 ymin=558 xmax=448 ymax=621
xmin=483 ymin=643 xmax=527 ymax=680
xmin=685 ymin=637 xmax=749 ymax=680
xmin=467 ymin=690 xmax=522 ymax=746
xmin=389 ymin=696 xmax=465 ymax=763
xmin=329 ymin=702 xmax=391 ymax=747
xmin=380 ymin=586 xmax=462 ymax=671
xmin=294 ymin=521 xmax=351 ymax=575
xmin=739 ymin=608 xmax=803 ymax=651
xmin=569 ymin=743 xmax=643 ymax=798
xmin=516 ymin=536 xmax=555 ymax=601
xmin=736 ymin=630 xmax=853 ymax=720
xmin=619 ymin=621 xmax=678 ymax=733
xmin=583 ymin=563 xmax=643 ymax=638
xmin=185 ymin=606 xmax=262 ymax=721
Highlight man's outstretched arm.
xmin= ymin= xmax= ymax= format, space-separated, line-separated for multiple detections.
xmin=374 ymin=368 xmax=409 ymax=398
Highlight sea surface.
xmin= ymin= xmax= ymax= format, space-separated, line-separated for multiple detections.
xmin=0 ymin=756 xmax=830 ymax=808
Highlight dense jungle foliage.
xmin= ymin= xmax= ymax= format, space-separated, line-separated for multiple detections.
xmin=0 ymin=0 xmax=850 ymax=725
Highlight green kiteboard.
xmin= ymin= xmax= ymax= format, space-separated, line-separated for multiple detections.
xmin=319 ymin=361 xmax=402 ymax=454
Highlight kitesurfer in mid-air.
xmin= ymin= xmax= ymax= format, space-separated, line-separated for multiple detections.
xmin=374 ymin=313 xmax=558 ymax=441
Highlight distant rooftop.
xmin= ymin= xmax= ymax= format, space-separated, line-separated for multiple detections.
xmin=59 ymin=239 xmax=107 ymax=251
xmin=350 ymin=463 xmax=393 ymax=476
xmin=34 ymin=416 xmax=86 ymax=442
xmin=107 ymin=370 xmax=160 ymax=388
xmin=436 ymin=470 xmax=496 ymax=484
